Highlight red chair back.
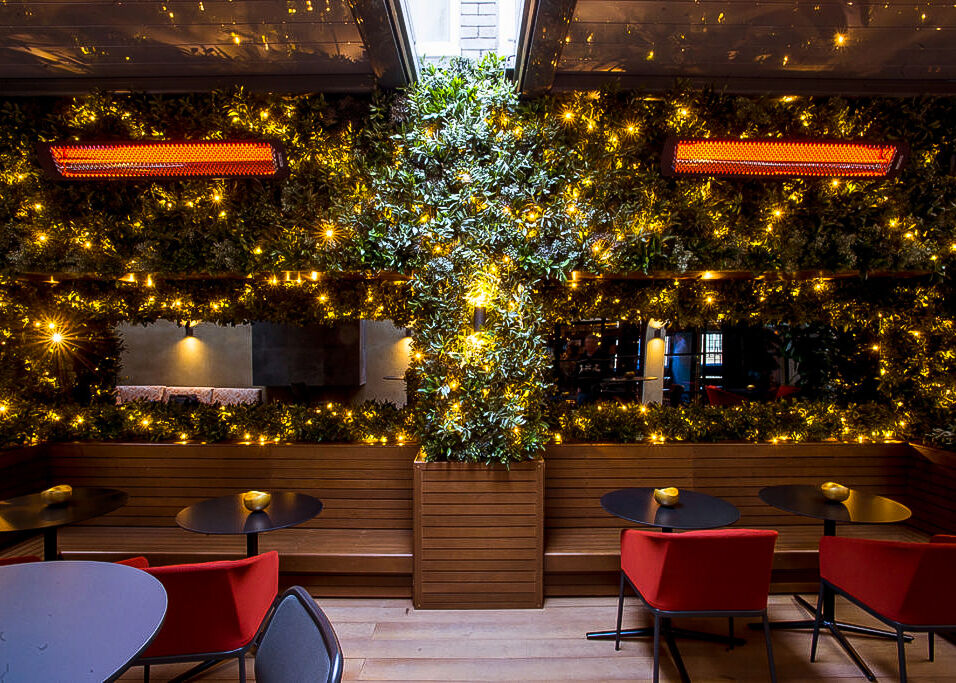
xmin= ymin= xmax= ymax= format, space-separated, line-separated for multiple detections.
xmin=0 ymin=556 xmax=41 ymax=566
xmin=774 ymin=385 xmax=799 ymax=400
xmin=820 ymin=536 xmax=956 ymax=626
xmin=621 ymin=529 xmax=778 ymax=612
xmin=141 ymin=551 xmax=279 ymax=658
xmin=115 ymin=555 xmax=149 ymax=569
xmin=705 ymin=386 xmax=746 ymax=406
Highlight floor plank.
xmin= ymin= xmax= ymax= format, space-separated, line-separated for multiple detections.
xmin=119 ymin=595 xmax=956 ymax=682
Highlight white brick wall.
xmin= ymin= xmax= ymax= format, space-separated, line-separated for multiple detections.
xmin=460 ymin=0 xmax=497 ymax=58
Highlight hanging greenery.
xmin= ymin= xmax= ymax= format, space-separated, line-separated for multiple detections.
xmin=0 ymin=56 xmax=953 ymax=459
xmin=0 ymin=396 xmax=905 ymax=451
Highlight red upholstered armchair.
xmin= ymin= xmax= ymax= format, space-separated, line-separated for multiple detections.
xmin=618 ymin=528 xmax=778 ymax=683
xmin=811 ymin=536 xmax=956 ymax=682
xmin=134 ymin=551 xmax=279 ymax=683
xmin=704 ymin=386 xmax=746 ymax=406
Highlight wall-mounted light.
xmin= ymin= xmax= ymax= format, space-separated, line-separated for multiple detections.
xmin=647 ymin=319 xmax=665 ymax=339
xmin=661 ymin=138 xmax=907 ymax=178
xmin=38 ymin=140 xmax=288 ymax=180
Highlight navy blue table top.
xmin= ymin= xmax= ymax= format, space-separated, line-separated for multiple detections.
xmin=176 ymin=492 xmax=323 ymax=535
xmin=0 ymin=560 xmax=167 ymax=682
xmin=759 ymin=484 xmax=912 ymax=525
xmin=0 ymin=487 xmax=127 ymax=533
xmin=600 ymin=487 xmax=740 ymax=531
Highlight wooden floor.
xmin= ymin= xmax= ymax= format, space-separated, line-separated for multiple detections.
xmin=121 ymin=595 xmax=955 ymax=682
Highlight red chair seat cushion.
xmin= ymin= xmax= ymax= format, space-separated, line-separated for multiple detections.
xmin=141 ymin=551 xmax=278 ymax=658
xmin=621 ymin=529 xmax=777 ymax=613
xmin=820 ymin=536 xmax=956 ymax=626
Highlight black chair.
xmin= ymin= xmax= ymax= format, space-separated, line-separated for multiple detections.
xmin=254 ymin=586 xmax=344 ymax=683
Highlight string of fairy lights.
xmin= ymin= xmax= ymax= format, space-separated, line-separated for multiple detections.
xmin=0 ymin=58 xmax=953 ymax=457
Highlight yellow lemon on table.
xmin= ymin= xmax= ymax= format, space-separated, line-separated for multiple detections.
xmin=242 ymin=490 xmax=272 ymax=511
xmin=820 ymin=482 xmax=850 ymax=502
xmin=653 ymin=487 xmax=680 ymax=507
xmin=40 ymin=484 xmax=72 ymax=505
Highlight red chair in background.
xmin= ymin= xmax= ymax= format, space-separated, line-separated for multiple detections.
xmin=773 ymin=385 xmax=799 ymax=400
xmin=811 ymin=535 xmax=956 ymax=682
xmin=0 ymin=555 xmax=41 ymax=566
xmin=1 ymin=555 xmax=147 ymax=567
xmin=134 ymin=551 xmax=279 ymax=683
xmin=617 ymin=529 xmax=779 ymax=683
xmin=704 ymin=385 xmax=746 ymax=406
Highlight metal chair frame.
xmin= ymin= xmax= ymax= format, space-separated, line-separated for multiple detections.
xmin=811 ymin=578 xmax=956 ymax=682
xmin=615 ymin=571 xmax=777 ymax=683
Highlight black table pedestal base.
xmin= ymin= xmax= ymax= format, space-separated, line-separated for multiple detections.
xmin=749 ymin=593 xmax=912 ymax=682
xmin=246 ymin=532 xmax=258 ymax=557
xmin=588 ymin=622 xmax=745 ymax=683
xmin=43 ymin=527 xmax=58 ymax=561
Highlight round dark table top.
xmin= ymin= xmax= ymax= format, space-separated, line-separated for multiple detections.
xmin=0 ymin=560 xmax=167 ymax=682
xmin=0 ymin=487 xmax=128 ymax=534
xmin=600 ymin=487 xmax=740 ymax=531
xmin=176 ymin=492 xmax=323 ymax=536
xmin=759 ymin=484 xmax=912 ymax=525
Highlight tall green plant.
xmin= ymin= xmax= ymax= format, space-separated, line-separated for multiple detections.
xmin=346 ymin=58 xmax=588 ymax=463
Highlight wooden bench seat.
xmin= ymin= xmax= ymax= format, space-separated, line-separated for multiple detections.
xmin=544 ymin=524 xmax=931 ymax=596
xmin=57 ymin=526 xmax=413 ymax=597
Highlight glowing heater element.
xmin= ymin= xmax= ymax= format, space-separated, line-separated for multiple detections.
xmin=39 ymin=140 xmax=287 ymax=180
xmin=662 ymin=138 xmax=906 ymax=178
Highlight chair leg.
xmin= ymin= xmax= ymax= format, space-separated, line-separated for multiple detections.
xmin=143 ymin=664 xmax=149 ymax=683
xmin=652 ymin=613 xmax=661 ymax=683
xmin=763 ymin=613 xmax=778 ymax=683
xmin=810 ymin=582 xmax=825 ymax=662
xmin=929 ymin=631 xmax=935 ymax=662
xmin=891 ymin=625 xmax=907 ymax=683
xmin=728 ymin=617 xmax=734 ymax=651
xmin=238 ymin=654 xmax=247 ymax=683
xmin=615 ymin=571 xmax=625 ymax=651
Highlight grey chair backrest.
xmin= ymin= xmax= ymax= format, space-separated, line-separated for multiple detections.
xmin=254 ymin=586 xmax=344 ymax=683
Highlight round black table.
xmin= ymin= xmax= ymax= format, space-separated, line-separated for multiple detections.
xmin=0 ymin=487 xmax=128 ymax=561
xmin=176 ymin=492 xmax=323 ymax=556
xmin=757 ymin=484 xmax=912 ymax=681
xmin=587 ymin=487 xmax=742 ymax=682
xmin=599 ymin=486 xmax=741 ymax=533
xmin=0 ymin=560 xmax=167 ymax=682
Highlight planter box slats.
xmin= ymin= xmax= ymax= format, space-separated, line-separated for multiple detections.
xmin=414 ymin=459 xmax=544 ymax=609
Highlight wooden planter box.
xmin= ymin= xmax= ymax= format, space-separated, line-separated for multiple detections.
xmin=413 ymin=457 xmax=545 ymax=609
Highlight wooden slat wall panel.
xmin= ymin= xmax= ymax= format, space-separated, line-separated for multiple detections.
xmin=49 ymin=442 xmax=415 ymax=530
xmin=414 ymin=459 xmax=544 ymax=609
xmin=907 ymin=444 xmax=956 ymax=535
xmin=41 ymin=442 xmax=416 ymax=597
xmin=0 ymin=445 xmax=50 ymax=552
xmin=543 ymin=442 xmax=921 ymax=596
xmin=0 ymin=445 xmax=49 ymax=500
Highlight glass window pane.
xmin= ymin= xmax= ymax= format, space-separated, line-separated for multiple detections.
xmin=407 ymin=0 xmax=451 ymax=43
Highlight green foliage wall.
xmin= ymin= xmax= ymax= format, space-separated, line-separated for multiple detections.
xmin=0 ymin=57 xmax=953 ymax=460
